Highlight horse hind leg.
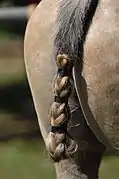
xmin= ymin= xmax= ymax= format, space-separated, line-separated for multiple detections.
xmin=45 ymin=52 xmax=105 ymax=178
xmin=52 ymin=75 xmax=105 ymax=179
xmin=68 ymin=87 xmax=106 ymax=179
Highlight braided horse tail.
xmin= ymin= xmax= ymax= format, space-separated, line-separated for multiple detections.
xmin=46 ymin=0 xmax=98 ymax=162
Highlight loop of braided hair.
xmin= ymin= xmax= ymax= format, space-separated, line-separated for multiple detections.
xmin=46 ymin=54 xmax=77 ymax=162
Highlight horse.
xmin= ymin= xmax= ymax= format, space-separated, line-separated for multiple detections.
xmin=24 ymin=0 xmax=119 ymax=178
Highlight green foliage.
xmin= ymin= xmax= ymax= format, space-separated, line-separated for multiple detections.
xmin=0 ymin=139 xmax=55 ymax=179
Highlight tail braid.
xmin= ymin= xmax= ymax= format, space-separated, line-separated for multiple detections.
xmin=45 ymin=0 xmax=98 ymax=162
xmin=46 ymin=54 xmax=77 ymax=162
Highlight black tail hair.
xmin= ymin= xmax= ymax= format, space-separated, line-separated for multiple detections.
xmin=53 ymin=0 xmax=98 ymax=63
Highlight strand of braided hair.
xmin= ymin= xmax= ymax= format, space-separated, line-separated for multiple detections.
xmin=46 ymin=54 xmax=77 ymax=162
xmin=46 ymin=0 xmax=98 ymax=162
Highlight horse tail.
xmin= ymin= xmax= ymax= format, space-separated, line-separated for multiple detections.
xmin=46 ymin=0 xmax=98 ymax=162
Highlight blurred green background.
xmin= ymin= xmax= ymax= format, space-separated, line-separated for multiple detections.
xmin=0 ymin=1 xmax=118 ymax=179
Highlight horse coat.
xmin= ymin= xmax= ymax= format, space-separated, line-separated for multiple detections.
xmin=24 ymin=0 xmax=119 ymax=154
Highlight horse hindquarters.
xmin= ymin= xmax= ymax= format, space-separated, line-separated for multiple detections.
xmin=24 ymin=0 xmax=105 ymax=178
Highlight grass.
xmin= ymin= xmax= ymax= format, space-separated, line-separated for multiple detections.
xmin=0 ymin=138 xmax=55 ymax=179
xmin=0 ymin=138 xmax=118 ymax=179
xmin=100 ymin=156 xmax=119 ymax=179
